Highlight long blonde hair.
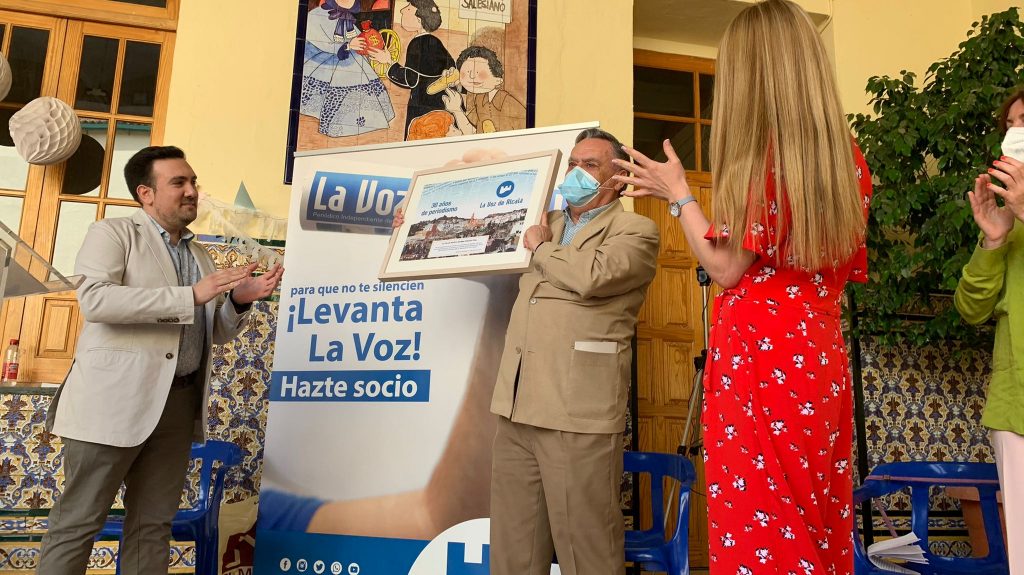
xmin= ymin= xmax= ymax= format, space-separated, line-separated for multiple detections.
xmin=711 ymin=0 xmax=864 ymax=270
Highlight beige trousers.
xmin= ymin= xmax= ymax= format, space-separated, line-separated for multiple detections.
xmin=489 ymin=416 xmax=625 ymax=575
xmin=37 ymin=382 xmax=200 ymax=575
xmin=991 ymin=429 xmax=1024 ymax=575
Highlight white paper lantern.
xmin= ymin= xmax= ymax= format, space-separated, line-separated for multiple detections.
xmin=0 ymin=51 xmax=11 ymax=102
xmin=8 ymin=97 xmax=82 ymax=165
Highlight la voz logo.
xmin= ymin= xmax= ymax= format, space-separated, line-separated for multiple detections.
xmin=305 ymin=172 xmax=410 ymax=228
xmin=495 ymin=180 xmax=515 ymax=198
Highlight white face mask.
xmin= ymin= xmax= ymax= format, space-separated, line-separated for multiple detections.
xmin=1001 ymin=127 xmax=1024 ymax=162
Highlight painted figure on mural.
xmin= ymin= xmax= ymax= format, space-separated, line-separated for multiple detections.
xmin=367 ymin=0 xmax=455 ymax=138
xmin=442 ymin=46 xmax=527 ymax=135
xmin=407 ymin=110 xmax=462 ymax=140
xmin=301 ymin=0 xmax=396 ymax=138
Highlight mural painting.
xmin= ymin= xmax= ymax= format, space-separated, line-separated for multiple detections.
xmin=287 ymin=0 xmax=536 ymax=180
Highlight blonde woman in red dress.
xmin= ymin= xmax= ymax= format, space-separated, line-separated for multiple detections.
xmin=614 ymin=1 xmax=871 ymax=574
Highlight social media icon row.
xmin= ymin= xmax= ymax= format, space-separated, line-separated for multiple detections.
xmin=280 ymin=557 xmax=358 ymax=575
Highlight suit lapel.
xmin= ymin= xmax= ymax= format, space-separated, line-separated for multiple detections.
xmin=188 ymin=238 xmax=213 ymax=278
xmin=186 ymin=233 xmax=219 ymax=331
xmin=569 ymin=200 xmax=623 ymax=249
xmin=132 ymin=210 xmax=179 ymax=287
xmin=548 ymin=210 xmax=566 ymax=245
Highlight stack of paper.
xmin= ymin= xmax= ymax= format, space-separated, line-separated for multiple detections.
xmin=867 ymin=532 xmax=929 ymax=574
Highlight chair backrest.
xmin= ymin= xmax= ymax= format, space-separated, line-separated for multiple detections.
xmin=853 ymin=461 xmax=1006 ymax=575
xmin=186 ymin=440 xmax=243 ymax=514
xmin=624 ymin=451 xmax=697 ymax=572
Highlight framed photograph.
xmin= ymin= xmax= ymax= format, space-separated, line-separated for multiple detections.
xmin=379 ymin=149 xmax=561 ymax=280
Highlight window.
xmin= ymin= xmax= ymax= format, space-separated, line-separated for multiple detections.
xmin=633 ymin=51 xmax=714 ymax=173
xmin=0 ymin=8 xmax=175 ymax=382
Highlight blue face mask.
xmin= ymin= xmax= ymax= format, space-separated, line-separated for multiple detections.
xmin=556 ymin=167 xmax=604 ymax=207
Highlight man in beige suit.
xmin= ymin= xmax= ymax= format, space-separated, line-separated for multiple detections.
xmin=489 ymin=128 xmax=660 ymax=575
xmin=38 ymin=146 xmax=283 ymax=575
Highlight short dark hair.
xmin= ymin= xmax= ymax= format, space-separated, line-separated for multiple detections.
xmin=456 ymin=46 xmax=504 ymax=78
xmin=575 ymin=128 xmax=629 ymax=163
xmin=409 ymin=0 xmax=442 ymax=33
xmin=998 ymin=87 xmax=1024 ymax=135
xmin=124 ymin=145 xmax=186 ymax=202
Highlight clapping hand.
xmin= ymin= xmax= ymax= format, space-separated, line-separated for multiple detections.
xmin=193 ymin=264 xmax=257 ymax=305
xmin=968 ymin=173 xmax=1015 ymax=249
xmin=986 ymin=156 xmax=1024 ymax=223
xmin=230 ymin=263 xmax=284 ymax=305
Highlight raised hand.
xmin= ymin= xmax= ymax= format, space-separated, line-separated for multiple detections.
xmin=231 ymin=263 xmax=284 ymax=305
xmin=968 ymin=173 xmax=1015 ymax=249
xmin=193 ymin=263 xmax=258 ymax=305
xmin=987 ymin=156 xmax=1024 ymax=222
xmin=442 ymin=87 xmax=463 ymax=113
xmin=612 ymin=139 xmax=692 ymax=203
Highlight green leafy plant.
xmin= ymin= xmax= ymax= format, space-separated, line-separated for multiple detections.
xmin=848 ymin=7 xmax=1024 ymax=346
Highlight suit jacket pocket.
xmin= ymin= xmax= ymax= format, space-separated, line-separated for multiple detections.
xmin=82 ymin=347 xmax=140 ymax=377
xmin=566 ymin=348 xmax=620 ymax=420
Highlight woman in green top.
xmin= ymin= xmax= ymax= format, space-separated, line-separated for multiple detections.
xmin=954 ymin=86 xmax=1024 ymax=573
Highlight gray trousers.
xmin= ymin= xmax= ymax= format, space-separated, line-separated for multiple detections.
xmin=37 ymin=381 xmax=200 ymax=575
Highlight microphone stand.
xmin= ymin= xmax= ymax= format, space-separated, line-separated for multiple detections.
xmin=665 ymin=266 xmax=713 ymax=531
xmin=679 ymin=265 xmax=712 ymax=460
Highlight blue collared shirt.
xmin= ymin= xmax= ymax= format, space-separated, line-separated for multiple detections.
xmin=560 ymin=201 xmax=615 ymax=245
xmin=147 ymin=215 xmax=206 ymax=376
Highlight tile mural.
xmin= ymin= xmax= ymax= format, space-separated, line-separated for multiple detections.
xmin=855 ymin=335 xmax=995 ymax=557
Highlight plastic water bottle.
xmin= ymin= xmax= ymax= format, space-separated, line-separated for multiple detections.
xmin=2 ymin=339 xmax=20 ymax=385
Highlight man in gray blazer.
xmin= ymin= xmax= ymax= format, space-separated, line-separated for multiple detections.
xmin=38 ymin=146 xmax=283 ymax=575
xmin=489 ymin=129 xmax=660 ymax=575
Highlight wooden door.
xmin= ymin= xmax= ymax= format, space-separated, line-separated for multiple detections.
xmin=632 ymin=49 xmax=716 ymax=569
xmin=634 ymin=183 xmax=713 ymax=569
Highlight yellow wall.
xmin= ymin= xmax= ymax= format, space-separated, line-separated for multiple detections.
xmin=832 ymin=0 xmax=1019 ymax=115
xmin=830 ymin=0 xmax=975 ymax=116
xmin=164 ymin=1 xmax=635 ymax=220
xmin=972 ymin=0 xmax=1020 ymax=19
xmin=162 ymin=1 xmax=297 ymax=220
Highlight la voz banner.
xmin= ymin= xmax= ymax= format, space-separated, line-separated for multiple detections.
xmin=255 ymin=124 xmax=595 ymax=575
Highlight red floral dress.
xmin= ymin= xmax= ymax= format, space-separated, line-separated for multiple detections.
xmin=701 ymin=146 xmax=872 ymax=575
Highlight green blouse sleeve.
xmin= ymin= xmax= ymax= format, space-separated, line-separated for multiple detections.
xmin=954 ymin=237 xmax=1009 ymax=325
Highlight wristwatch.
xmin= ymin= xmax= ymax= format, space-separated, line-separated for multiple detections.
xmin=669 ymin=195 xmax=697 ymax=217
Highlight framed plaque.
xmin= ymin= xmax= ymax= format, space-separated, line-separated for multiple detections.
xmin=379 ymin=149 xmax=561 ymax=280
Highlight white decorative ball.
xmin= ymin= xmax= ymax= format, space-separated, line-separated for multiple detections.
xmin=8 ymin=97 xmax=82 ymax=165
xmin=0 ymin=51 xmax=11 ymax=102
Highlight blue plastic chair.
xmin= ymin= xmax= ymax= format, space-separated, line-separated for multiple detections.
xmin=100 ymin=440 xmax=243 ymax=575
xmin=853 ymin=462 xmax=1007 ymax=575
xmin=624 ymin=451 xmax=696 ymax=575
